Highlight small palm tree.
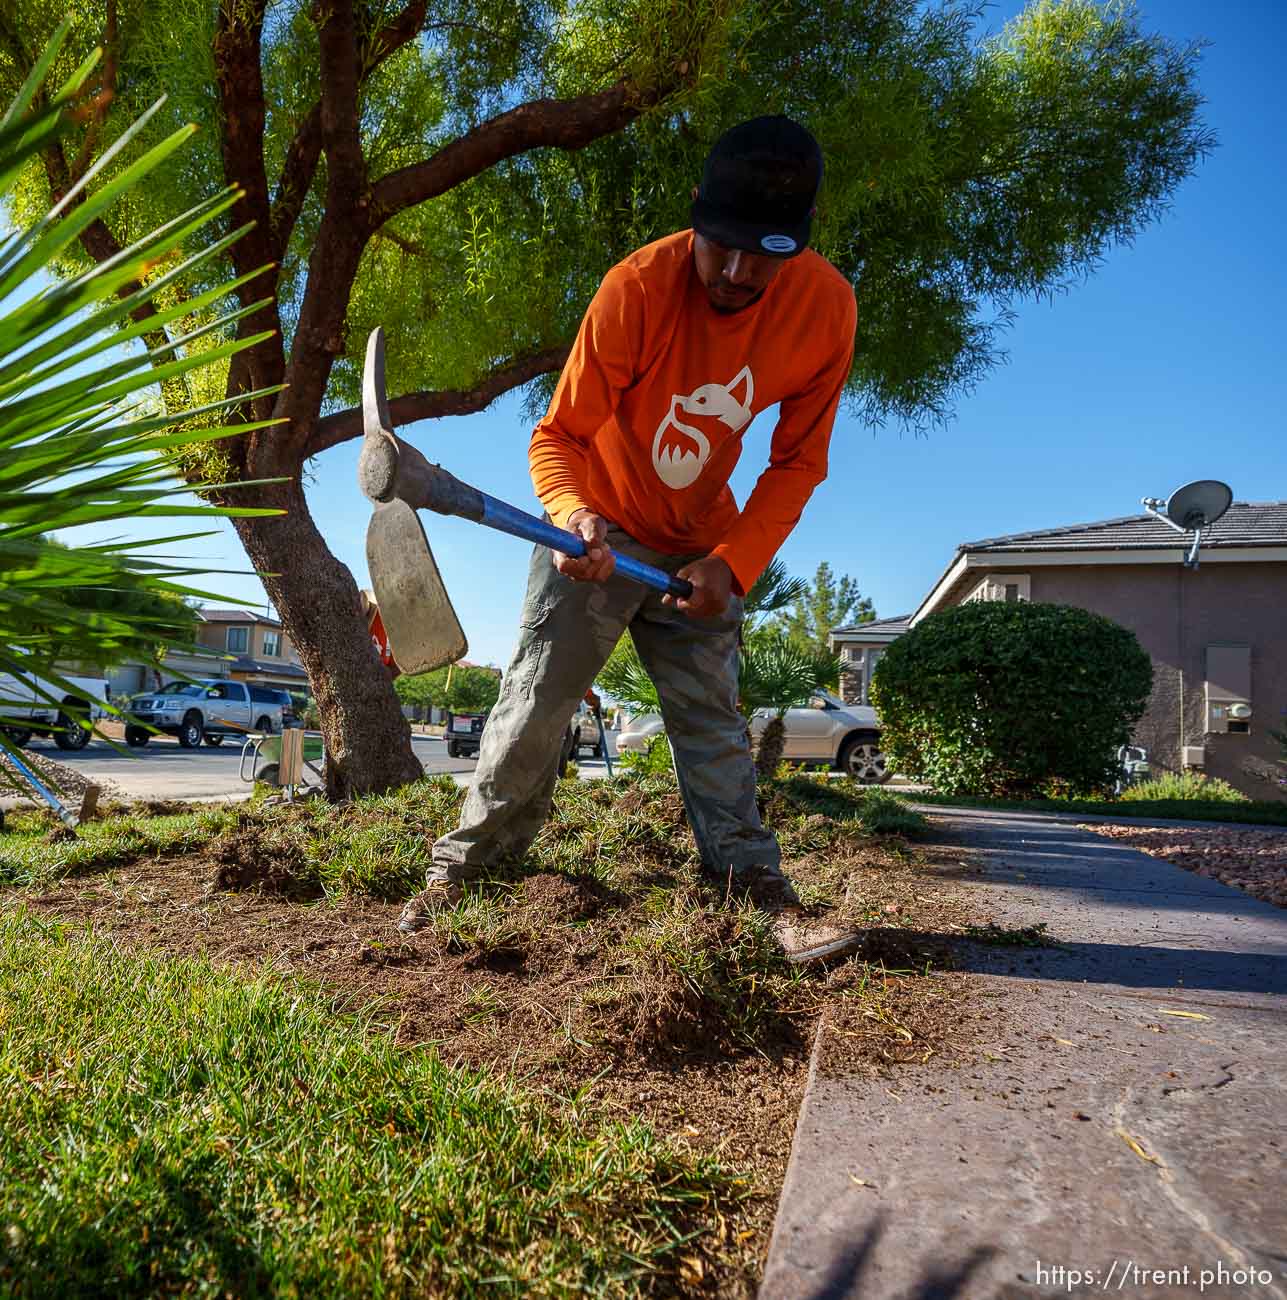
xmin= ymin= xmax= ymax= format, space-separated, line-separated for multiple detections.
xmin=741 ymin=632 xmax=840 ymax=781
xmin=0 ymin=23 xmax=280 ymax=789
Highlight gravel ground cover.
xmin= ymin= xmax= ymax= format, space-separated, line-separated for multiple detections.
xmin=1 ymin=748 xmax=126 ymax=807
xmin=1083 ymin=822 xmax=1287 ymax=908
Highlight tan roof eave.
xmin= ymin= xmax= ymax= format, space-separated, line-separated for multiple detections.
xmin=911 ymin=545 xmax=1287 ymax=626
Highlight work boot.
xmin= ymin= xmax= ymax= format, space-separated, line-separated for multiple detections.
xmin=771 ymin=912 xmax=865 ymax=966
xmin=398 ymin=878 xmax=463 ymax=933
xmin=733 ymin=867 xmax=864 ymax=966
xmin=735 ymin=865 xmax=801 ymax=911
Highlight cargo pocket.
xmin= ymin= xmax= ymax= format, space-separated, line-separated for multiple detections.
xmin=513 ymin=599 xmax=554 ymax=701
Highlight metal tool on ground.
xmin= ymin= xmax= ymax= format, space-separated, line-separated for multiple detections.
xmin=359 ymin=328 xmax=694 ymax=675
xmin=585 ymin=690 xmax=613 ymax=778
xmin=1 ymin=743 xmax=99 ymax=833
xmin=240 ymin=727 xmax=325 ymax=800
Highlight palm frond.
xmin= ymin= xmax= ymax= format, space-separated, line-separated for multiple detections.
xmin=739 ymin=631 xmax=840 ymax=717
xmin=0 ymin=26 xmax=285 ymax=790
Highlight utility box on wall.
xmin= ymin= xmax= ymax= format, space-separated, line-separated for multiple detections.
xmin=1205 ymin=644 xmax=1252 ymax=734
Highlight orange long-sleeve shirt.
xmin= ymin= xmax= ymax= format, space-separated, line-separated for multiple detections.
xmin=529 ymin=230 xmax=856 ymax=595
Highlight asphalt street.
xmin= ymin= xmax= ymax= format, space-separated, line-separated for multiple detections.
xmin=13 ymin=731 xmax=620 ymax=802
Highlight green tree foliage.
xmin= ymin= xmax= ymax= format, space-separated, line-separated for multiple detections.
xmin=36 ymin=540 xmax=201 ymax=669
xmin=0 ymin=25 xmax=279 ymax=776
xmin=869 ymin=601 xmax=1153 ymax=797
xmin=770 ymin=561 xmax=874 ymax=656
xmin=0 ymin=0 xmax=1213 ymax=797
xmin=395 ymin=664 xmax=501 ymax=716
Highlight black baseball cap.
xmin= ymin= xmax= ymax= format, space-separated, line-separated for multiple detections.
xmin=691 ymin=115 xmax=823 ymax=258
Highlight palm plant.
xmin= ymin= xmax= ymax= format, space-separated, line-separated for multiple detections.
xmin=740 ymin=632 xmax=840 ymax=781
xmin=0 ymin=23 xmax=280 ymax=790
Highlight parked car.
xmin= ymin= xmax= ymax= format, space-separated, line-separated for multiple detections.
xmin=125 ymin=679 xmax=286 ymax=748
xmin=570 ymin=700 xmax=603 ymax=758
xmin=445 ymin=708 xmax=487 ymax=759
xmin=616 ymin=690 xmax=890 ymax=782
xmin=0 ymin=664 xmax=110 ymax=750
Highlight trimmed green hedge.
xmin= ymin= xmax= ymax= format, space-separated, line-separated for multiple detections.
xmin=871 ymin=601 xmax=1152 ymax=798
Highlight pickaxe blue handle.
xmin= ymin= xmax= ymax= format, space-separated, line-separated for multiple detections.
xmin=480 ymin=496 xmax=693 ymax=600
xmin=357 ymin=327 xmax=694 ymax=602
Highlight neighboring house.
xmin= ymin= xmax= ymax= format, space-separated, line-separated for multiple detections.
xmin=912 ymin=501 xmax=1287 ymax=801
xmin=106 ymin=647 xmax=231 ymax=699
xmin=194 ymin=608 xmax=310 ymax=691
xmin=829 ymin=615 xmax=911 ymax=706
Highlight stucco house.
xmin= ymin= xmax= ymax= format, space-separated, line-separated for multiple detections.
xmin=830 ymin=615 xmax=911 ymax=706
xmin=194 ymin=608 xmax=310 ymax=691
xmin=907 ymin=501 xmax=1287 ymax=800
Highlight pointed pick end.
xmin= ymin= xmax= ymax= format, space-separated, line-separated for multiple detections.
xmin=363 ymin=327 xmax=394 ymax=439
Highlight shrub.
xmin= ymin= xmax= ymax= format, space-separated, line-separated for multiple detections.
xmin=617 ymin=733 xmax=675 ymax=779
xmin=1121 ymin=771 xmax=1248 ymax=803
xmin=870 ymin=602 xmax=1153 ymax=798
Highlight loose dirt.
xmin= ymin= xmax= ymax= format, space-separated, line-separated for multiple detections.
xmin=7 ymin=790 xmax=990 ymax=1295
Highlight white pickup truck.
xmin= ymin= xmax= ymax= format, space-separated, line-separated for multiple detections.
xmin=0 ymin=666 xmax=110 ymax=750
xmin=126 ymin=679 xmax=288 ymax=748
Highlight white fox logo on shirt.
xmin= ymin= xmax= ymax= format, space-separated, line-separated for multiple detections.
xmin=651 ymin=366 xmax=755 ymax=490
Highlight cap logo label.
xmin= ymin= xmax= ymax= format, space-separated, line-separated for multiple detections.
xmin=760 ymin=234 xmax=796 ymax=254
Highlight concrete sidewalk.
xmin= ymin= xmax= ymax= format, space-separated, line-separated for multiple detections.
xmin=762 ymin=806 xmax=1287 ymax=1299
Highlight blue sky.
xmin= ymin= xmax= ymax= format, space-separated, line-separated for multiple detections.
xmin=80 ymin=0 xmax=1287 ymax=670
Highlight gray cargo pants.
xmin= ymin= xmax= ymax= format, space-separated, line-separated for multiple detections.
xmin=430 ymin=524 xmax=782 ymax=884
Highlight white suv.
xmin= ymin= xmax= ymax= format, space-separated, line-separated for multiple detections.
xmin=616 ymin=690 xmax=889 ymax=782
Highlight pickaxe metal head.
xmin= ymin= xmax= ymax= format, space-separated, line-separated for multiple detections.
xmin=359 ymin=328 xmax=467 ymax=676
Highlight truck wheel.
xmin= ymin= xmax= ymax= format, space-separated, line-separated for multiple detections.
xmin=53 ymin=708 xmax=91 ymax=751
xmin=255 ymin=716 xmax=273 ymax=735
xmin=2 ymin=728 xmax=32 ymax=748
xmin=178 ymin=713 xmax=204 ymax=748
xmin=838 ymin=733 xmax=890 ymax=784
xmin=447 ymin=740 xmax=459 ymax=758
xmin=204 ymin=734 xmax=224 ymax=747
xmin=125 ymin=726 xmax=150 ymax=748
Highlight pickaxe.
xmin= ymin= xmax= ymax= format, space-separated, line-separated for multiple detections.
xmin=358 ymin=327 xmax=692 ymax=675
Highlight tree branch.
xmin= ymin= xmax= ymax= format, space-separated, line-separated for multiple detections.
xmin=316 ymin=0 xmax=366 ymax=204
xmin=213 ymin=0 xmax=285 ymax=397
xmin=305 ymin=343 xmax=571 ymax=458
xmin=271 ymin=103 xmax=322 ymax=253
xmin=69 ymin=0 xmax=118 ymax=180
xmin=270 ymin=1 xmax=429 ymax=256
xmin=369 ymin=79 xmax=664 ymax=222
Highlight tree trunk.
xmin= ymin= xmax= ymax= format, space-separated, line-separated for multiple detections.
xmin=231 ymin=481 xmax=422 ymax=799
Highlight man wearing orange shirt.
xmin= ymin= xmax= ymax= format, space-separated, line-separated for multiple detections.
xmin=401 ymin=117 xmax=858 ymax=961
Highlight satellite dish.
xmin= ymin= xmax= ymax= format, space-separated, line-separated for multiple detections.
xmin=1165 ymin=479 xmax=1233 ymax=531
xmin=1140 ymin=479 xmax=1234 ymax=569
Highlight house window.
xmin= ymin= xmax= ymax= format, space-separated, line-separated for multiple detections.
xmin=226 ymin=626 xmax=248 ymax=653
xmin=263 ymin=631 xmax=281 ymax=657
xmin=965 ymin=574 xmax=1030 ymax=604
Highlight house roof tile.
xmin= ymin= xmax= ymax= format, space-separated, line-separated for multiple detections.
xmin=832 ymin=614 xmax=912 ymax=636
xmin=198 ymin=607 xmax=283 ymax=627
xmin=232 ymin=655 xmax=309 ymax=680
xmin=959 ymin=501 xmax=1287 ymax=554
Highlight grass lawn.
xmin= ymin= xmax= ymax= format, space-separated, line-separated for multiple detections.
xmin=909 ymin=791 xmax=1287 ymax=827
xmin=0 ymin=774 xmax=985 ymax=1297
